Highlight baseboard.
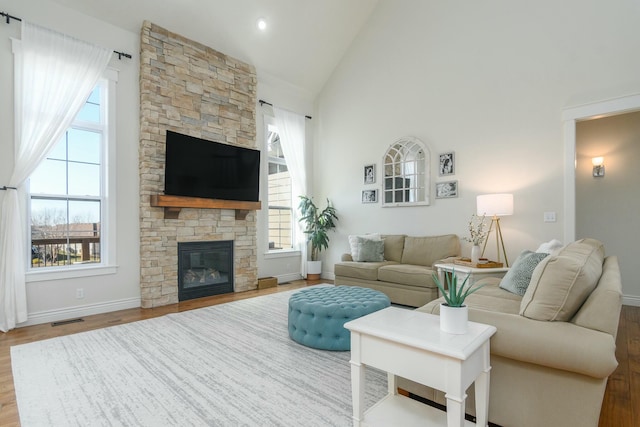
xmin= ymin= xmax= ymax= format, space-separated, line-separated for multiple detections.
xmin=322 ymin=272 xmax=336 ymax=281
xmin=276 ymin=272 xmax=303 ymax=284
xmin=20 ymin=297 xmax=141 ymax=328
xmin=623 ymin=294 xmax=640 ymax=307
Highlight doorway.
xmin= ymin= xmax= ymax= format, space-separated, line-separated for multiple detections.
xmin=563 ymin=94 xmax=640 ymax=305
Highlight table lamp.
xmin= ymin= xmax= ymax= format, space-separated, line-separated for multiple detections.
xmin=476 ymin=193 xmax=513 ymax=267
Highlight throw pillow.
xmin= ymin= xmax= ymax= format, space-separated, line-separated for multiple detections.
xmin=520 ymin=239 xmax=604 ymax=321
xmin=354 ymin=238 xmax=385 ymax=262
xmin=348 ymin=234 xmax=381 ymax=261
xmin=499 ymin=250 xmax=549 ymax=296
xmin=535 ymin=239 xmax=563 ymax=255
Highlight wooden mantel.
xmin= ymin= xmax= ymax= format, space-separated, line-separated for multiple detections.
xmin=150 ymin=194 xmax=261 ymax=220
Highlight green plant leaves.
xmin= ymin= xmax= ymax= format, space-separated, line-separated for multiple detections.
xmin=432 ymin=269 xmax=486 ymax=307
xmin=298 ymin=196 xmax=338 ymax=261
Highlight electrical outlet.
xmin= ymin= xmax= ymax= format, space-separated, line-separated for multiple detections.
xmin=76 ymin=288 xmax=84 ymax=299
xmin=543 ymin=212 xmax=557 ymax=223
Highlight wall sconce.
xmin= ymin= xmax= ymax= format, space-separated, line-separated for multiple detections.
xmin=592 ymin=157 xmax=605 ymax=177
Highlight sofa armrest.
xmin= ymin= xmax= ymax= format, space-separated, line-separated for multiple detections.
xmin=341 ymin=253 xmax=353 ymax=262
xmin=468 ymin=309 xmax=618 ymax=379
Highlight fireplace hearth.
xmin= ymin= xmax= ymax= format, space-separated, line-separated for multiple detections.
xmin=178 ymin=241 xmax=234 ymax=301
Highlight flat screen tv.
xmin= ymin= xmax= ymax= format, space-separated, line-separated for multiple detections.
xmin=164 ymin=130 xmax=260 ymax=202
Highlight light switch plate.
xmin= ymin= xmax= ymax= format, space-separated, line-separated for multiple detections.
xmin=544 ymin=212 xmax=556 ymax=223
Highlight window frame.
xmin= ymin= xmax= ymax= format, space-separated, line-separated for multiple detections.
xmin=26 ymin=69 xmax=118 ymax=282
xmin=263 ymin=116 xmax=297 ymax=255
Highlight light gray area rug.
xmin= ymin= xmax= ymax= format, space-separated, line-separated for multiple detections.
xmin=11 ymin=289 xmax=387 ymax=426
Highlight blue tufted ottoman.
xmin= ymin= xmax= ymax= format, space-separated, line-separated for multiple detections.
xmin=288 ymin=286 xmax=390 ymax=351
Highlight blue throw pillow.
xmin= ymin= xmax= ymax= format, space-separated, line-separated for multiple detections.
xmin=499 ymin=250 xmax=549 ymax=296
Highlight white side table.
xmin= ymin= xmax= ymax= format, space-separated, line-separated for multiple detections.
xmin=434 ymin=263 xmax=509 ymax=292
xmin=345 ymin=307 xmax=497 ymax=427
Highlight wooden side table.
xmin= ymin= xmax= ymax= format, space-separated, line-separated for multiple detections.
xmin=345 ymin=307 xmax=497 ymax=427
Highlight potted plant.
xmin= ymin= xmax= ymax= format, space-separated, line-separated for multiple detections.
xmin=432 ymin=270 xmax=486 ymax=334
xmin=298 ymin=196 xmax=338 ymax=280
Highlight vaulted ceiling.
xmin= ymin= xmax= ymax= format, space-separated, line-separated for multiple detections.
xmin=51 ymin=0 xmax=379 ymax=96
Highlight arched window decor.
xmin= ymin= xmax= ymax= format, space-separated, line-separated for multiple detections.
xmin=382 ymin=136 xmax=430 ymax=207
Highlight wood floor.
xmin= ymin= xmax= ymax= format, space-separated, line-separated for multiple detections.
xmin=0 ymin=282 xmax=637 ymax=426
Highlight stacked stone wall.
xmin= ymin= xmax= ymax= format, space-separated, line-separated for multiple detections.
xmin=139 ymin=21 xmax=258 ymax=308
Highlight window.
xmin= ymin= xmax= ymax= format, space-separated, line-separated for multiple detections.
xmin=266 ymin=122 xmax=293 ymax=251
xmin=28 ymin=76 xmax=115 ymax=273
xmin=383 ymin=137 xmax=430 ymax=206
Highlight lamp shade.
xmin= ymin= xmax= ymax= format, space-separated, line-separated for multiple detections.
xmin=477 ymin=193 xmax=514 ymax=217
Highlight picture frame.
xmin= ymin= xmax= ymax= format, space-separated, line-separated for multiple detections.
xmin=435 ymin=180 xmax=458 ymax=199
xmin=438 ymin=152 xmax=455 ymax=176
xmin=362 ymin=189 xmax=378 ymax=203
xmin=363 ymin=164 xmax=376 ymax=184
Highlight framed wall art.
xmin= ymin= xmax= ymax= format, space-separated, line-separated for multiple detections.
xmin=435 ymin=180 xmax=458 ymax=199
xmin=438 ymin=152 xmax=455 ymax=176
xmin=364 ymin=164 xmax=376 ymax=184
xmin=362 ymin=189 xmax=378 ymax=203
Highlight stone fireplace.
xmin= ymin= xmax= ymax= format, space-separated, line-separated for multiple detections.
xmin=139 ymin=21 xmax=258 ymax=308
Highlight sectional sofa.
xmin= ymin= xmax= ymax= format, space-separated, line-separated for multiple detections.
xmin=334 ymin=234 xmax=460 ymax=307
xmin=397 ymin=238 xmax=622 ymax=427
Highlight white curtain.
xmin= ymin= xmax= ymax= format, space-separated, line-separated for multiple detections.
xmin=0 ymin=22 xmax=112 ymax=332
xmin=273 ymin=107 xmax=308 ymax=277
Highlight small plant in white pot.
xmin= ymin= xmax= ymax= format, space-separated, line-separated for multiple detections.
xmin=432 ymin=271 xmax=486 ymax=334
xmin=298 ymin=196 xmax=338 ymax=280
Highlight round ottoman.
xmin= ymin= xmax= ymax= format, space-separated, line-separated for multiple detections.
xmin=288 ymin=286 xmax=390 ymax=351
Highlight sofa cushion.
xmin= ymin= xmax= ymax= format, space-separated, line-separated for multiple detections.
xmin=377 ymin=264 xmax=437 ymax=289
xmin=400 ymin=234 xmax=460 ymax=267
xmin=348 ymin=234 xmax=381 ymax=261
xmin=499 ymin=250 xmax=549 ymax=296
xmin=381 ymin=235 xmax=406 ymax=262
xmin=334 ymin=261 xmax=398 ymax=281
xmin=520 ymin=238 xmax=604 ymax=321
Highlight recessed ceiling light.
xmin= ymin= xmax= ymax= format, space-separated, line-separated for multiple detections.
xmin=257 ymin=18 xmax=267 ymax=31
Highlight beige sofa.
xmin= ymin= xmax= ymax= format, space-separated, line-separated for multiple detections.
xmin=334 ymin=234 xmax=460 ymax=307
xmin=398 ymin=238 xmax=622 ymax=427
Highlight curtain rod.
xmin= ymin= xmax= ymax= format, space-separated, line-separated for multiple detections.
xmin=259 ymin=99 xmax=312 ymax=120
xmin=1 ymin=11 xmax=132 ymax=60
xmin=1 ymin=186 xmax=17 ymax=190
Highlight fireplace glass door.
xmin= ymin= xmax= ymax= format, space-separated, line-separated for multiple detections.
xmin=178 ymin=240 xmax=233 ymax=301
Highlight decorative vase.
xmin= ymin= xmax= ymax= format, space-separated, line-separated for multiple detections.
xmin=471 ymin=245 xmax=481 ymax=265
xmin=440 ymin=303 xmax=468 ymax=334
xmin=307 ymin=260 xmax=322 ymax=280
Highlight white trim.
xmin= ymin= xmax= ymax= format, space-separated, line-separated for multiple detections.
xmin=26 ymin=265 xmax=117 ymax=282
xmin=275 ymin=272 xmax=304 ymax=283
xmin=323 ymin=271 xmax=335 ymax=281
xmin=103 ymin=70 xmax=118 ymax=267
xmin=18 ymin=296 xmax=140 ymax=327
xmin=263 ymin=249 xmax=301 ymax=259
xmin=622 ymin=295 xmax=640 ymax=307
xmin=561 ymin=94 xmax=640 ymax=122
xmin=562 ymin=93 xmax=640 ymax=243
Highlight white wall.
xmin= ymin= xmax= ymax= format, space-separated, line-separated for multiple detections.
xmin=314 ymin=0 xmax=640 ymax=302
xmin=0 ymin=0 xmax=141 ymax=325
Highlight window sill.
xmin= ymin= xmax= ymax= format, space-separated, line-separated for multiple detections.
xmin=26 ymin=265 xmax=118 ymax=283
xmin=263 ymin=249 xmax=301 ymax=260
